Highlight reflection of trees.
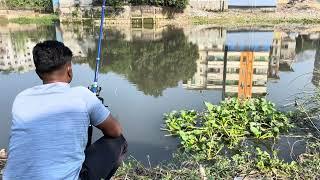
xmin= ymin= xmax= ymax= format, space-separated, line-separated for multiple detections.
xmin=84 ymin=28 xmax=199 ymax=97
xmin=9 ymin=26 xmax=56 ymax=53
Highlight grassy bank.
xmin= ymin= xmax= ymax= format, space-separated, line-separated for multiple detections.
xmin=115 ymin=97 xmax=320 ymax=179
xmin=8 ymin=14 xmax=59 ymax=25
xmin=3 ymin=9 xmax=320 ymax=27
xmin=192 ymin=13 xmax=320 ymax=26
xmin=115 ymin=145 xmax=320 ymax=179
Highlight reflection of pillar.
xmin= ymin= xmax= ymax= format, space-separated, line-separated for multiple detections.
xmin=59 ymin=0 xmax=77 ymax=7
xmin=52 ymin=0 xmax=60 ymax=13
xmin=222 ymin=45 xmax=228 ymax=100
xmin=269 ymin=32 xmax=281 ymax=79
xmin=238 ymin=52 xmax=254 ymax=99
xmin=268 ymin=56 xmax=280 ymax=79
xmin=312 ymin=41 xmax=320 ymax=86
xmin=79 ymin=0 xmax=92 ymax=6
xmin=55 ymin=23 xmax=64 ymax=43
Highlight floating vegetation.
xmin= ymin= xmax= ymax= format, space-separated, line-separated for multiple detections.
xmin=163 ymin=98 xmax=293 ymax=160
xmin=115 ymin=98 xmax=320 ymax=179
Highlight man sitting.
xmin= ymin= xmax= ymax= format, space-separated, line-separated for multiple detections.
xmin=3 ymin=40 xmax=127 ymax=180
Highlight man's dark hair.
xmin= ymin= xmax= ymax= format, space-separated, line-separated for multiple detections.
xmin=33 ymin=40 xmax=73 ymax=74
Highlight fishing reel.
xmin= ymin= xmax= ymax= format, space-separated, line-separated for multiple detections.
xmin=89 ymin=83 xmax=104 ymax=104
xmin=87 ymin=84 xmax=105 ymax=149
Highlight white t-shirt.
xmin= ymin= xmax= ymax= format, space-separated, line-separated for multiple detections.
xmin=4 ymin=82 xmax=110 ymax=180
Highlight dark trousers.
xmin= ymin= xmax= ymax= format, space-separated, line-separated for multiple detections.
xmin=80 ymin=135 xmax=128 ymax=180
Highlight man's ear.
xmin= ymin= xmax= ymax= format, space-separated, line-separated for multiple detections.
xmin=67 ymin=63 xmax=73 ymax=83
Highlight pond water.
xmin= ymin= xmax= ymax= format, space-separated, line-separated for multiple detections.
xmin=0 ymin=23 xmax=319 ymax=165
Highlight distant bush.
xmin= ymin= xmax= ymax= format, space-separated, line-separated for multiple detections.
xmin=129 ymin=0 xmax=189 ymax=9
xmin=5 ymin=0 xmax=53 ymax=12
xmin=93 ymin=0 xmax=125 ymax=8
xmin=93 ymin=0 xmax=189 ymax=9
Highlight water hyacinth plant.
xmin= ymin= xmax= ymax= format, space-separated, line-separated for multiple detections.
xmin=163 ymin=98 xmax=293 ymax=159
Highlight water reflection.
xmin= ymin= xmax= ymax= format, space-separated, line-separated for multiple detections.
xmin=86 ymin=27 xmax=199 ymax=97
xmin=182 ymin=29 xmax=309 ymax=99
xmin=187 ymin=28 xmax=320 ymax=99
xmin=2 ymin=24 xmax=320 ymax=99
xmin=183 ymin=30 xmax=271 ymax=98
xmin=312 ymin=38 xmax=320 ymax=86
xmin=0 ymin=25 xmax=55 ymax=73
xmin=1 ymin=23 xmax=320 ymax=164
xmin=269 ymin=32 xmax=297 ymax=79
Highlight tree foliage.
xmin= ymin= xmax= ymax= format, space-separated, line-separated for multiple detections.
xmin=128 ymin=0 xmax=189 ymax=9
xmin=5 ymin=0 xmax=53 ymax=12
xmin=93 ymin=0 xmax=189 ymax=9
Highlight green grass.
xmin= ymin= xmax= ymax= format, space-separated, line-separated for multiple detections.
xmin=115 ymin=141 xmax=320 ymax=179
xmin=9 ymin=14 xmax=59 ymax=25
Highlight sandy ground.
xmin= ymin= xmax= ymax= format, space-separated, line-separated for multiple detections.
xmin=160 ymin=0 xmax=319 ymax=31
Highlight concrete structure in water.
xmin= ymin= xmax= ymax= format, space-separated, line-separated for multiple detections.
xmin=183 ymin=27 xmax=271 ymax=98
xmin=269 ymin=32 xmax=297 ymax=80
xmin=182 ymin=28 xmax=304 ymax=98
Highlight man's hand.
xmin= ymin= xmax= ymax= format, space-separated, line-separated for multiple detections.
xmin=96 ymin=115 xmax=122 ymax=138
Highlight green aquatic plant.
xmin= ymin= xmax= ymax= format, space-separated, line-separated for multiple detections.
xmin=254 ymin=148 xmax=299 ymax=177
xmin=164 ymin=98 xmax=293 ymax=159
xmin=114 ymin=96 xmax=320 ymax=179
xmin=164 ymin=110 xmax=197 ymax=134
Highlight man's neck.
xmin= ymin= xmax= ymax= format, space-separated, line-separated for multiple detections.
xmin=43 ymin=80 xmax=68 ymax=85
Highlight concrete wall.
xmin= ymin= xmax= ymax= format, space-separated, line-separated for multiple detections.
xmin=229 ymin=0 xmax=276 ymax=7
xmin=189 ymin=0 xmax=228 ymax=11
xmin=60 ymin=0 xmax=92 ymax=7
xmin=59 ymin=5 xmax=171 ymax=22
xmin=57 ymin=0 xmax=228 ymax=12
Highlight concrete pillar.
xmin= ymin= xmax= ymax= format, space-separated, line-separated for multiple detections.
xmin=79 ymin=0 xmax=92 ymax=6
xmin=59 ymin=0 xmax=75 ymax=8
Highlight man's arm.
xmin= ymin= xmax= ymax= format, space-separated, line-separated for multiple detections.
xmin=79 ymin=87 xmax=123 ymax=138
xmin=96 ymin=114 xmax=122 ymax=138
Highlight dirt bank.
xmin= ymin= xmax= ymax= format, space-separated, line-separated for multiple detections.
xmin=170 ymin=0 xmax=318 ymax=27
xmin=1 ymin=0 xmax=320 ymax=27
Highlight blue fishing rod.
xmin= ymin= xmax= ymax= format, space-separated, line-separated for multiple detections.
xmin=87 ymin=0 xmax=107 ymax=148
